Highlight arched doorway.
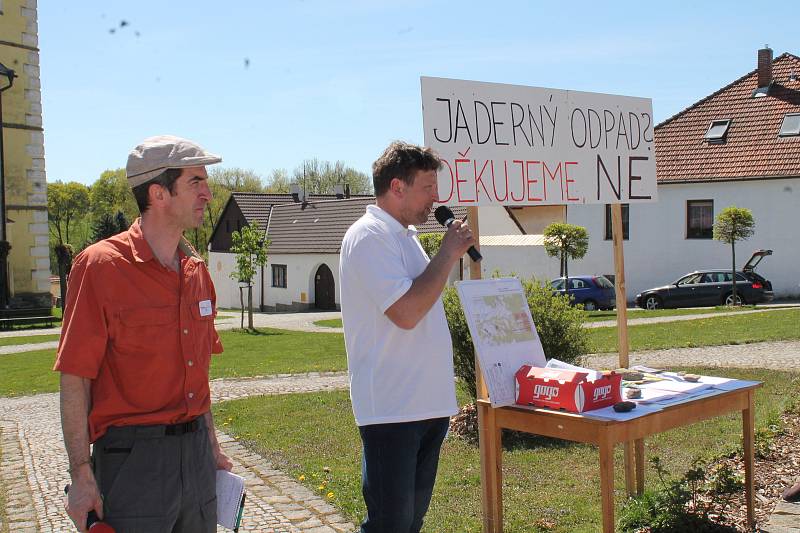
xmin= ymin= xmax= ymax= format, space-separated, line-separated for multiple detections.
xmin=314 ymin=264 xmax=336 ymax=310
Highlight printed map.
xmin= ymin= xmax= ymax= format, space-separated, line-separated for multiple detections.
xmin=470 ymin=292 xmax=536 ymax=347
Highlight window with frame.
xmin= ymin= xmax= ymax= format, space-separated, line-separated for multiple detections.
xmin=705 ymin=119 xmax=731 ymax=143
xmin=271 ymin=264 xmax=287 ymax=288
xmin=686 ymin=200 xmax=714 ymax=239
xmin=570 ymin=279 xmax=587 ymax=289
xmin=779 ymin=113 xmax=800 ymax=137
xmin=604 ymin=204 xmax=629 ymax=240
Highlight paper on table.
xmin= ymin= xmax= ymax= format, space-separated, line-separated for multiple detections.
xmin=646 ymin=387 xmax=726 ymax=407
xmin=216 ymin=469 xmax=245 ymax=530
xmin=712 ymin=379 xmax=761 ymax=391
xmin=545 ymin=358 xmax=602 ymax=381
xmin=627 ymin=386 xmax=682 ymax=404
xmin=642 ymin=380 xmax=712 ymax=394
xmin=699 ymin=375 xmax=735 ymax=386
xmin=580 ymin=402 xmax=663 ymax=421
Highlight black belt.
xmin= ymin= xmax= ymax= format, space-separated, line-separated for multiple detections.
xmin=164 ymin=418 xmax=200 ymax=436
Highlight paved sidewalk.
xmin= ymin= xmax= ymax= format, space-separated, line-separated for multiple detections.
xmin=585 ymin=340 xmax=800 ymax=372
xmin=215 ymin=311 xmax=343 ymax=334
xmin=0 ymin=373 xmax=354 ymax=533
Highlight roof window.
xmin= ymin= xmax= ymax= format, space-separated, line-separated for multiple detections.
xmin=704 ymin=119 xmax=731 ymax=143
xmin=778 ymin=113 xmax=800 ymax=137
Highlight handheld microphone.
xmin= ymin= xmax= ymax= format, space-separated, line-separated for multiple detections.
xmin=434 ymin=206 xmax=482 ymax=262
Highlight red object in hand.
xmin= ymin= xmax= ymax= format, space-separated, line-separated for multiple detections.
xmin=64 ymin=484 xmax=116 ymax=533
xmin=87 ymin=510 xmax=115 ymax=532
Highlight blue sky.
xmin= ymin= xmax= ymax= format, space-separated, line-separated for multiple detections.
xmin=39 ymin=1 xmax=797 ymax=185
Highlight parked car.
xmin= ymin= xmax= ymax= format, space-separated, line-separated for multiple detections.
xmin=635 ymin=250 xmax=774 ymax=310
xmin=551 ymin=275 xmax=616 ymax=311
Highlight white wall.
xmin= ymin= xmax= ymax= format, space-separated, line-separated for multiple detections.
xmin=211 ymin=177 xmax=799 ymax=310
xmin=209 ymin=252 xmax=341 ymax=310
xmin=472 ymin=178 xmax=799 ymax=301
xmin=463 ymin=244 xmax=560 ymax=282
xmin=567 ymin=178 xmax=800 ymax=300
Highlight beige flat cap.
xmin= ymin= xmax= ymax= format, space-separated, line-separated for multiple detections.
xmin=126 ymin=135 xmax=222 ymax=187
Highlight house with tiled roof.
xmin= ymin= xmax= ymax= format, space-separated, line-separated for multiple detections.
xmin=477 ymin=47 xmax=800 ymax=300
xmin=208 ymin=195 xmax=466 ymax=311
xmin=209 ymin=191 xmax=373 ymax=253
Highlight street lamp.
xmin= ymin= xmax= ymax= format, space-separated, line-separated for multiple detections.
xmin=0 ymin=62 xmax=17 ymax=310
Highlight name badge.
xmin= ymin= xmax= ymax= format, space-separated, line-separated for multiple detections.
xmin=199 ymin=300 xmax=213 ymax=317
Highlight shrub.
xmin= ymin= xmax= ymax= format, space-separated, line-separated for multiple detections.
xmin=418 ymin=232 xmax=443 ymax=258
xmin=443 ymin=276 xmax=589 ymax=401
xmin=618 ymin=456 xmax=742 ymax=532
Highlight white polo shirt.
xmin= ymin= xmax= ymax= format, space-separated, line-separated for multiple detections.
xmin=339 ymin=204 xmax=458 ymax=426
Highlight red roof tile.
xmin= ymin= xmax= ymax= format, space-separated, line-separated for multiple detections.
xmin=655 ymin=53 xmax=800 ymax=182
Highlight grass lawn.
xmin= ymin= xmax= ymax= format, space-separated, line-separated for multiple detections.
xmin=0 ymin=334 xmax=60 ymax=347
xmin=213 ymin=367 xmax=798 ymax=533
xmin=208 ymin=328 xmax=346 ymax=379
xmin=587 ymin=308 xmax=800 ymax=353
xmin=313 ymin=306 xmax=774 ymax=328
xmin=0 ymin=328 xmax=348 ymax=397
xmin=314 ymin=319 xmax=343 ymax=328
xmin=584 ymin=306 xmax=757 ymax=322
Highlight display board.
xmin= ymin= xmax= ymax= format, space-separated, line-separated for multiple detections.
xmin=455 ymin=277 xmax=546 ymax=406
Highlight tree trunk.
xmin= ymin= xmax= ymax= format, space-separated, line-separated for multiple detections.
xmin=239 ymin=286 xmax=245 ymax=328
xmin=731 ymin=242 xmax=737 ymax=306
xmin=58 ymin=262 xmax=67 ymax=310
xmin=247 ymin=284 xmax=254 ymax=330
xmin=564 ymin=253 xmax=570 ymax=302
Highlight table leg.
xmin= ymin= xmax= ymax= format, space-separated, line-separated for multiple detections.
xmin=479 ymin=402 xmax=503 ymax=533
xmin=624 ymin=441 xmax=635 ymax=496
xmin=634 ymin=439 xmax=645 ymax=496
xmin=599 ymin=432 xmax=615 ymax=533
xmin=743 ymin=391 xmax=755 ymax=529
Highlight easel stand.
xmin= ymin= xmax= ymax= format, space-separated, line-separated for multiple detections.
xmin=471 ymin=205 xmax=757 ymax=532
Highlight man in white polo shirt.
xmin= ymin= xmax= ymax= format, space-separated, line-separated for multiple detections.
xmin=339 ymin=141 xmax=475 ymax=533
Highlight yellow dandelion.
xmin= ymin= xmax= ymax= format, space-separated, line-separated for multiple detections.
xmin=298 ymin=475 xmax=305 ymax=481
xmin=327 ymin=491 xmax=335 ymax=499
xmin=318 ymin=484 xmax=325 ymax=490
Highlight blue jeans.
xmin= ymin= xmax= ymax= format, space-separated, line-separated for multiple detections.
xmin=358 ymin=417 xmax=450 ymax=533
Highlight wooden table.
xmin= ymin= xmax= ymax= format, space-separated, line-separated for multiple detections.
xmin=478 ymin=383 xmax=760 ymax=532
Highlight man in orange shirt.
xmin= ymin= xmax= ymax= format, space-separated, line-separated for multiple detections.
xmin=55 ymin=135 xmax=233 ymax=532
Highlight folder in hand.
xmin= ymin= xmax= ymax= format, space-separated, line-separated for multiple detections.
xmin=216 ymin=469 xmax=246 ymax=531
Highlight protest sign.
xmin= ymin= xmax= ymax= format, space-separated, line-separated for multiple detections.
xmin=421 ymin=76 xmax=657 ymax=206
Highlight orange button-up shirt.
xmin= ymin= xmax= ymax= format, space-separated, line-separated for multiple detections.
xmin=54 ymin=219 xmax=223 ymax=442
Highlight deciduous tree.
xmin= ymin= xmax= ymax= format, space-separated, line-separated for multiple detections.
xmin=48 ymin=181 xmax=90 ymax=245
xmin=229 ymin=221 xmax=270 ymax=330
xmin=291 ymin=159 xmax=372 ymax=196
xmin=543 ymin=222 xmax=589 ymax=298
xmin=713 ymin=206 xmax=755 ymax=306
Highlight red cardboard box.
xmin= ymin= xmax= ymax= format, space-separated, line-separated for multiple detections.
xmin=515 ymin=365 xmax=622 ymax=413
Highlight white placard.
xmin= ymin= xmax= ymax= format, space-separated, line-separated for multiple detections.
xmin=455 ymin=278 xmax=547 ymax=407
xmin=421 ymin=76 xmax=657 ymax=206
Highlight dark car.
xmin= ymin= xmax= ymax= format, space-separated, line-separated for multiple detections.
xmin=551 ymin=275 xmax=616 ymax=311
xmin=635 ymin=250 xmax=774 ymax=310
